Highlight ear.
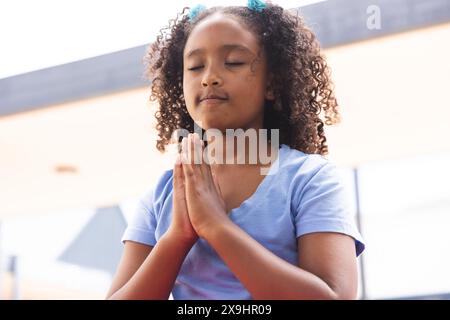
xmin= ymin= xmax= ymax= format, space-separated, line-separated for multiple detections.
xmin=265 ymin=73 xmax=275 ymax=101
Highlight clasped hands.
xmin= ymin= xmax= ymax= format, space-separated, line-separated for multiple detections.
xmin=169 ymin=132 xmax=229 ymax=245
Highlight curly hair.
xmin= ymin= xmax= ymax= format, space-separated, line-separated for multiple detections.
xmin=144 ymin=3 xmax=340 ymax=155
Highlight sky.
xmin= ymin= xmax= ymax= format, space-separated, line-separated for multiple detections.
xmin=0 ymin=0 xmax=325 ymax=79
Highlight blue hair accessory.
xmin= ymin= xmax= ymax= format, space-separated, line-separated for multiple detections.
xmin=188 ymin=4 xmax=207 ymax=21
xmin=188 ymin=0 xmax=267 ymax=22
xmin=247 ymin=0 xmax=267 ymax=12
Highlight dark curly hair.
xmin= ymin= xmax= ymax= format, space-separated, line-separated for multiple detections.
xmin=144 ymin=3 xmax=340 ymax=155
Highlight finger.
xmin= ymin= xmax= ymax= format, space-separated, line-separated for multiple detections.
xmin=189 ymin=133 xmax=203 ymax=178
xmin=186 ymin=135 xmax=193 ymax=163
xmin=174 ymin=153 xmax=180 ymax=182
xmin=181 ymin=137 xmax=188 ymax=164
xmin=188 ymin=133 xmax=193 ymax=164
xmin=173 ymin=154 xmax=178 ymax=185
xmin=177 ymin=153 xmax=185 ymax=180
xmin=173 ymin=154 xmax=184 ymax=187
xmin=173 ymin=156 xmax=189 ymax=219
xmin=192 ymin=133 xmax=201 ymax=165
xmin=182 ymin=135 xmax=195 ymax=178
xmin=193 ymin=133 xmax=208 ymax=181
xmin=197 ymin=136 xmax=215 ymax=188
xmin=190 ymin=133 xmax=197 ymax=165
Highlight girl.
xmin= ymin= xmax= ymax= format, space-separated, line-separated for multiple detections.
xmin=107 ymin=0 xmax=365 ymax=300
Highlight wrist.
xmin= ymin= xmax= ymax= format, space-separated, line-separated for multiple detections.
xmin=164 ymin=228 xmax=198 ymax=248
xmin=199 ymin=216 xmax=235 ymax=241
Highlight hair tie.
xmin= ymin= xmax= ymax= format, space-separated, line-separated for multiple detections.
xmin=188 ymin=4 xmax=207 ymax=22
xmin=247 ymin=0 xmax=267 ymax=12
xmin=188 ymin=0 xmax=267 ymax=22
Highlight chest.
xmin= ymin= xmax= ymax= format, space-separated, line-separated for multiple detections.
xmin=216 ymin=166 xmax=268 ymax=214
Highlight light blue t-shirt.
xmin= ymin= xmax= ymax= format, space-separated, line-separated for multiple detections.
xmin=121 ymin=144 xmax=365 ymax=299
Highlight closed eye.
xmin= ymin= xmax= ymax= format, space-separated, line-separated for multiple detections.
xmin=188 ymin=66 xmax=203 ymax=71
xmin=187 ymin=62 xmax=244 ymax=71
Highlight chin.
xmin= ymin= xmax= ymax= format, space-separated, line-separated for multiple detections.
xmin=202 ymin=122 xmax=226 ymax=132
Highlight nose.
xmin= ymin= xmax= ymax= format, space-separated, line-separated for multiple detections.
xmin=201 ymin=65 xmax=223 ymax=87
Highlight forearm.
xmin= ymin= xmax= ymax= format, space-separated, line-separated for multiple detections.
xmin=204 ymin=221 xmax=337 ymax=300
xmin=108 ymin=234 xmax=194 ymax=300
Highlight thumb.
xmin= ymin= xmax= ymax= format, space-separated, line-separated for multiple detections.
xmin=212 ymin=172 xmax=226 ymax=211
xmin=212 ymin=171 xmax=223 ymax=198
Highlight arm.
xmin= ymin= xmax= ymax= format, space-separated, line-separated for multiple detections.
xmin=106 ymin=240 xmax=153 ymax=299
xmin=106 ymin=234 xmax=194 ymax=300
xmin=204 ymin=221 xmax=358 ymax=300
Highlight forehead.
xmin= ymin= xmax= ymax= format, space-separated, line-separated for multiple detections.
xmin=184 ymin=13 xmax=261 ymax=57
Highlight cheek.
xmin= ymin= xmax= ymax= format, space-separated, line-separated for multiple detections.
xmin=182 ymin=76 xmax=197 ymax=119
xmin=183 ymin=76 xmax=196 ymax=103
xmin=235 ymin=75 xmax=266 ymax=103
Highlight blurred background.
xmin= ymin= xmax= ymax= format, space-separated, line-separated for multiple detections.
xmin=0 ymin=0 xmax=449 ymax=299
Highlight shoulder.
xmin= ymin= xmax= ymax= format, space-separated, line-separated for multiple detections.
xmin=280 ymin=144 xmax=347 ymax=207
xmin=140 ymin=168 xmax=174 ymax=214
xmin=153 ymin=168 xmax=174 ymax=198
xmin=280 ymin=144 xmax=337 ymax=184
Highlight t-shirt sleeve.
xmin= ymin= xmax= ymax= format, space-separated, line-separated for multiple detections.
xmin=293 ymin=161 xmax=365 ymax=257
xmin=121 ymin=186 xmax=158 ymax=247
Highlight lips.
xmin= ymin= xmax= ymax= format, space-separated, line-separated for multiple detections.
xmin=200 ymin=93 xmax=228 ymax=101
xmin=200 ymin=97 xmax=227 ymax=106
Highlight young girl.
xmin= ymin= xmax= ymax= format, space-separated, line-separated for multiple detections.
xmin=107 ymin=0 xmax=365 ymax=300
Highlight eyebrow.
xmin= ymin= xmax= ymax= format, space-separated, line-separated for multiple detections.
xmin=185 ymin=44 xmax=254 ymax=58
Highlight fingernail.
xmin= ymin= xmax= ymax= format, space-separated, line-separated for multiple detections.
xmin=175 ymin=153 xmax=181 ymax=164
